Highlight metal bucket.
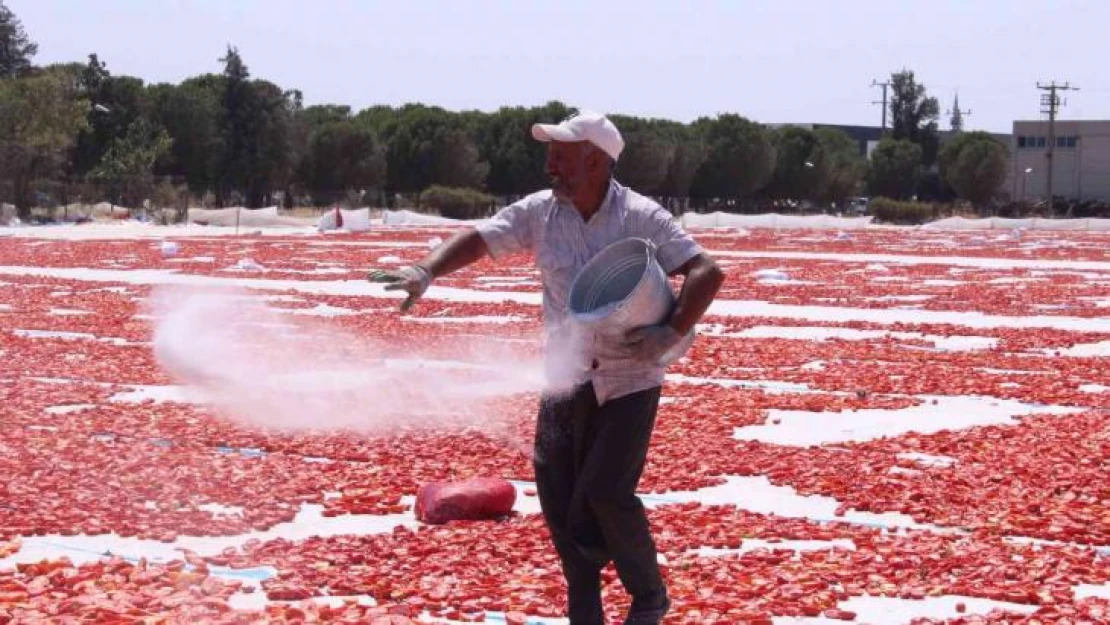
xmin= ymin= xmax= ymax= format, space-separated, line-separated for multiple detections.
xmin=568 ymin=238 xmax=695 ymax=365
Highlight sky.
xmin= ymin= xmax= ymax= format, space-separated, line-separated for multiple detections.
xmin=10 ymin=0 xmax=1107 ymax=133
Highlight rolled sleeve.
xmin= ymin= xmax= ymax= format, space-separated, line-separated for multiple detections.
xmin=475 ymin=201 xmax=535 ymax=259
xmin=644 ymin=208 xmax=704 ymax=273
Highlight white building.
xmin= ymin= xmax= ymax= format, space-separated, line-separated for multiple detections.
xmin=1006 ymin=120 xmax=1110 ymax=202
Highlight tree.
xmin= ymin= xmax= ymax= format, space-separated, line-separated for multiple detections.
xmin=867 ymin=138 xmax=923 ymax=200
xmin=89 ymin=117 xmax=172 ymax=207
xmin=216 ymin=46 xmax=251 ymax=203
xmin=299 ymin=121 xmax=386 ymax=206
xmin=71 ymin=55 xmax=150 ymax=176
xmin=214 ymin=47 xmax=297 ymax=206
xmin=914 ymin=170 xmax=956 ymax=204
xmin=656 ymin=122 xmax=706 ymax=198
xmin=689 ymin=114 xmax=775 ymax=201
xmin=79 ymin=53 xmax=108 ymax=93
xmin=939 ymin=131 xmax=1008 ymax=206
xmin=245 ymin=79 xmax=299 ymax=206
xmin=0 ymin=1 xmax=37 ymax=78
xmin=610 ymin=115 xmax=677 ymax=195
xmin=430 ymin=127 xmax=488 ymax=189
xmin=764 ymin=126 xmax=829 ymax=201
xmin=889 ymin=69 xmax=940 ymax=166
xmin=814 ymin=127 xmax=866 ymax=205
xmin=367 ymin=104 xmax=488 ymax=194
xmin=147 ymin=78 xmax=222 ymax=194
xmin=465 ymin=101 xmax=572 ymax=197
xmin=0 ymin=70 xmax=88 ymax=218
xmin=300 ymin=104 xmax=352 ymax=127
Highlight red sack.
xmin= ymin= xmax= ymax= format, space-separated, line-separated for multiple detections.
xmin=415 ymin=478 xmax=517 ymax=525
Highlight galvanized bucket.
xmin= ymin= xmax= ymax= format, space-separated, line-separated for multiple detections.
xmin=568 ymin=238 xmax=695 ymax=366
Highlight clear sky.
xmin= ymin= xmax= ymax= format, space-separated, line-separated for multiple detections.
xmin=10 ymin=0 xmax=1106 ymax=133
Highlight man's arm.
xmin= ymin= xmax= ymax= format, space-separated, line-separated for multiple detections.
xmin=369 ymin=199 xmax=536 ymax=311
xmin=367 ymin=228 xmax=491 ymax=311
xmin=419 ymin=197 xmax=538 ymax=278
xmin=416 ymin=228 xmax=491 ymax=279
xmin=666 ymin=253 xmax=725 ymax=335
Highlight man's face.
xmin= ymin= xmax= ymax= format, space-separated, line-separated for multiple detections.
xmin=546 ymin=141 xmax=604 ymax=201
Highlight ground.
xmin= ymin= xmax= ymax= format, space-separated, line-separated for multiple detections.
xmin=0 ymin=222 xmax=1108 ymax=624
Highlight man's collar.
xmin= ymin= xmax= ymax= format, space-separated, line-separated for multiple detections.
xmin=555 ymin=178 xmax=620 ymax=222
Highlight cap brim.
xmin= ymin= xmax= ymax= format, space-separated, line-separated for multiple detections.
xmin=531 ymin=123 xmax=581 ymax=143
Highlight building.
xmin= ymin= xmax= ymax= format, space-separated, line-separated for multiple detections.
xmin=767 ymin=117 xmax=1110 ymax=203
xmin=1005 ymin=120 xmax=1110 ymax=202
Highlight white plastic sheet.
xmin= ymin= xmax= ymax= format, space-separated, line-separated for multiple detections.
xmin=316 ymin=208 xmax=372 ymax=232
xmin=187 ymin=207 xmax=311 ymax=228
xmin=679 ymin=212 xmax=875 ymax=230
xmin=678 ymin=212 xmax=1110 ymax=231
xmin=380 ymin=209 xmax=475 ymax=226
xmin=0 ymin=203 xmax=16 ymax=226
xmin=922 ymin=217 xmax=1110 ymax=231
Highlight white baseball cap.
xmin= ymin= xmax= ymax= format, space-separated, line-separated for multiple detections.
xmin=531 ymin=110 xmax=625 ymax=161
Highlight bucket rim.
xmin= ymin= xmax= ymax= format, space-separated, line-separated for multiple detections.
xmin=568 ymin=237 xmax=656 ymax=317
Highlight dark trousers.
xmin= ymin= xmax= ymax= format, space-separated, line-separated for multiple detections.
xmin=533 ymin=382 xmax=664 ymax=624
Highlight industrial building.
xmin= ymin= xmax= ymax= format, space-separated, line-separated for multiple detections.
xmin=768 ymin=118 xmax=1110 ymax=203
xmin=1005 ymin=120 xmax=1110 ymax=202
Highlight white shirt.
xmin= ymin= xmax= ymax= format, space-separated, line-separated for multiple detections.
xmin=476 ymin=180 xmax=703 ymax=404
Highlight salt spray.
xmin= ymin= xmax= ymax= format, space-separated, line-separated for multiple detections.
xmin=146 ymin=285 xmax=590 ymax=457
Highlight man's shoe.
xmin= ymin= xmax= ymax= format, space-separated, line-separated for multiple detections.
xmin=623 ymin=593 xmax=670 ymax=624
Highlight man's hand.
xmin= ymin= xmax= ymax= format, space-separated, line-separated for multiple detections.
xmin=611 ymin=323 xmax=686 ymax=364
xmin=367 ymin=265 xmax=431 ymax=312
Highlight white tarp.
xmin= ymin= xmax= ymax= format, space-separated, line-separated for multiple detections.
xmin=316 ymin=208 xmax=373 ymax=233
xmin=680 ymin=212 xmax=874 ymax=230
xmin=187 ymin=207 xmax=311 ymax=228
xmin=380 ymin=209 xmax=476 ymax=226
xmin=1 ymin=202 xmax=126 ymax=224
xmin=922 ymin=217 xmax=1110 ymax=231
xmin=8 ymin=200 xmax=1108 ymax=232
xmin=679 ymin=213 xmax=1110 ymax=231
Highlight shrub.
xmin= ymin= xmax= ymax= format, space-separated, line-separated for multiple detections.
xmin=870 ymin=197 xmax=939 ymax=225
xmin=419 ymin=185 xmax=494 ymax=220
xmin=150 ymin=181 xmax=185 ymax=209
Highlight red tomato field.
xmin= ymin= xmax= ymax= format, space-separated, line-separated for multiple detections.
xmin=0 ymin=223 xmax=1108 ymax=624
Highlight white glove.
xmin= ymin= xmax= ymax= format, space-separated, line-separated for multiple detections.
xmin=367 ymin=265 xmax=432 ymax=312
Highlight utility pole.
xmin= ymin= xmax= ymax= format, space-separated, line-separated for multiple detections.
xmin=1036 ymin=81 xmax=1078 ymax=209
xmin=871 ymin=79 xmax=891 ymax=135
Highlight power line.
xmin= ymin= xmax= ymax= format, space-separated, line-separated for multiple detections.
xmin=870 ymin=79 xmax=891 ymax=136
xmin=1036 ymin=80 xmax=1080 ymax=204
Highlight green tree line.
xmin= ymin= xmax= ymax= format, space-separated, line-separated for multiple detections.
xmin=0 ymin=2 xmax=1009 ymax=221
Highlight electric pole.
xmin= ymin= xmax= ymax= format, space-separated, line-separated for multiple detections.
xmin=1036 ymin=81 xmax=1079 ymax=209
xmin=871 ymin=79 xmax=890 ymax=135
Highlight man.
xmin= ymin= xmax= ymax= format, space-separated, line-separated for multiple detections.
xmin=368 ymin=111 xmax=724 ymax=624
